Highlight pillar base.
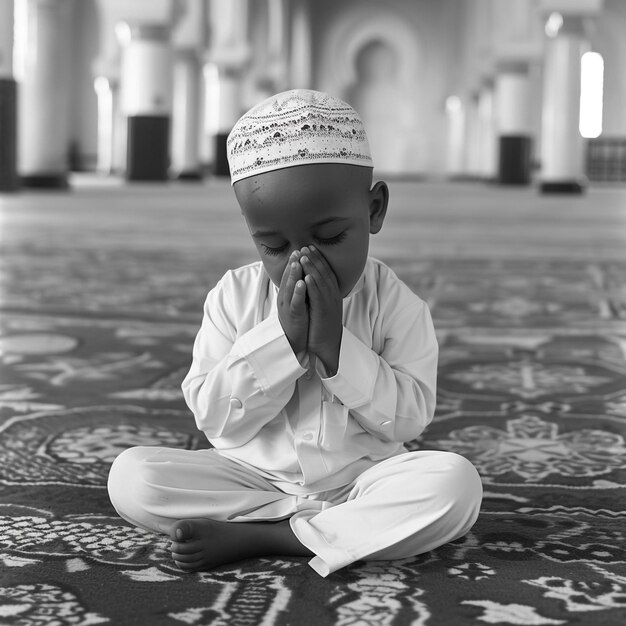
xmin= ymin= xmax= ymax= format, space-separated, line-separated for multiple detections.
xmin=176 ymin=170 xmax=204 ymax=181
xmin=21 ymin=174 xmax=70 ymax=189
xmin=0 ymin=78 xmax=19 ymax=192
xmin=127 ymin=116 xmax=170 ymax=182
xmin=539 ymin=179 xmax=586 ymax=194
xmin=214 ymin=133 xmax=230 ymax=177
xmin=498 ymin=135 xmax=532 ymax=185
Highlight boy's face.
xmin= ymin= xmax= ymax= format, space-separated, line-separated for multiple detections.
xmin=234 ymin=164 xmax=388 ymax=298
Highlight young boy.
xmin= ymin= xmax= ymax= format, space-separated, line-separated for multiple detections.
xmin=107 ymin=89 xmax=482 ymax=577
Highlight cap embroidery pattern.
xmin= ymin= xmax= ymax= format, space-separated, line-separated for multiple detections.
xmin=227 ymin=89 xmax=373 ymax=184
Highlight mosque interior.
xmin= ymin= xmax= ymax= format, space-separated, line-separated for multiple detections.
xmin=1 ymin=0 xmax=626 ymax=188
xmin=0 ymin=1 xmax=626 ymax=625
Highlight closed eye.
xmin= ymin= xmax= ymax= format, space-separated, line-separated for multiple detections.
xmin=315 ymin=232 xmax=347 ymax=246
xmin=261 ymin=242 xmax=289 ymax=257
xmin=260 ymin=231 xmax=347 ymax=256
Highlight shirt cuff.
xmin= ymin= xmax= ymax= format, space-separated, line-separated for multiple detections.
xmin=320 ymin=327 xmax=378 ymax=407
xmin=235 ymin=314 xmax=307 ymax=394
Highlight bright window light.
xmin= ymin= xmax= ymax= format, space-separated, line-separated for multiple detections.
xmin=445 ymin=95 xmax=462 ymax=113
xmin=545 ymin=12 xmax=563 ymax=38
xmin=12 ymin=0 xmax=27 ymax=81
xmin=579 ymin=51 xmax=604 ymax=139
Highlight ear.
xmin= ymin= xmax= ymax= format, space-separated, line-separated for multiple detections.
xmin=368 ymin=181 xmax=389 ymax=234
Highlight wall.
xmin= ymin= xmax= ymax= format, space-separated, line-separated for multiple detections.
xmin=310 ymin=0 xmax=464 ymax=176
xmin=59 ymin=0 xmax=626 ymax=176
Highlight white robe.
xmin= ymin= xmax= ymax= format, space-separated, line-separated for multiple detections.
xmin=108 ymin=257 xmax=482 ymax=576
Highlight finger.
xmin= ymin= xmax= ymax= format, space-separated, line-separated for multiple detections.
xmin=281 ymin=258 xmax=301 ymax=301
xmin=300 ymin=251 xmax=326 ymax=288
xmin=290 ymin=279 xmax=307 ymax=313
xmin=292 ymin=254 xmax=303 ymax=280
xmin=303 ymin=273 xmax=319 ymax=300
xmin=279 ymin=252 xmax=296 ymax=293
xmin=306 ymin=246 xmax=338 ymax=285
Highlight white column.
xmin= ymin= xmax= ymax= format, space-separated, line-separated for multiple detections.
xmin=478 ymin=81 xmax=497 ymax=180
xmin=171 ymin=0 xmax=206 ymax=179
xmin=495 ymin=60 xmax=533 ymax=184
xmin=463 ymin=92 xmax=481 ymax=179
xmin=0 ymin=0 xmax=12 ymax=76
xmin=217 ymin=73 xmax=243 ymax=132
xmin=93 ymin=76 xmax=115 ymax=174
xmin=265 ymin=0 xmax=288 ymax=91
xmin=445 ymin=96 xmax=465 ymax=178
xmin=172 ymin=49 xmax=203 ymax=179
xmin=119 ymin=23 xmax=173 ymax=181
xmin=201 ymin=62 xmax=218 ymax=165
xmin=496 ymin=65 xmax=532 ymax=136
xmin=289 ymin=0 xmax=312 ymax=89
xmin=16 ymin=0 xmax=72 ymax=188
xmin=206 ymin=0 xmax=249 ymax=176
xmin=92 ymin=0 xmax=122 ymax=176
xmin=111 ymin=79 xmax=127 ymax=175
xmin=540 ymin=14 xmax=589 ymax=192
xmin=120 ymin=25 xmax=172 ymax=119
xmin=0 ymin=0 xmax=18 ymax=190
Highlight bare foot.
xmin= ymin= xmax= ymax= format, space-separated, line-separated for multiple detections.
xmin=170 ymin=519 xmax=238 ymax=572
xmin=169 ymin=518 xmax=313 ymax=572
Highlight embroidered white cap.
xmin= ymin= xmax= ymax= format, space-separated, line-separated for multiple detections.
xmin=226 ymin=89 xmax=373 ymax=184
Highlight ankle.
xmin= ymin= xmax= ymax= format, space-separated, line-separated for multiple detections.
xmin=240 ymin=520 xmax=313 ymax=558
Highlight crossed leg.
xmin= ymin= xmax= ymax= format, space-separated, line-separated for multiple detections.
xmin=108 ymin=446 xmax=482 ymax=576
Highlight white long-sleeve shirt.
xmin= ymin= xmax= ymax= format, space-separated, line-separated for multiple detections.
xmin=182 ymin=257 xmax=438 ymax=495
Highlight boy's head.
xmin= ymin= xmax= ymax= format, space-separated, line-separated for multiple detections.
xmin=227 ymin=89 xmax=389 ymax=297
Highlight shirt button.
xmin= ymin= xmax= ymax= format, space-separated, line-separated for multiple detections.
xmin=302 ymin=432 xmax=314 ymax=441
xmin=230 ymin=397 xmax=243 ymax=409
xmin=379 ymin=420 xmax=392 ymax=427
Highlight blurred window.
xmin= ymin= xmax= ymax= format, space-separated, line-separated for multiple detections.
xmin=579 ymin=51 xmax=604 ymax=139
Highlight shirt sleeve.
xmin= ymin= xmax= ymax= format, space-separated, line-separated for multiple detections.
xmin=320 ymin=297 xmax=438 ymax=443
xmin=182 ymin=272 xmax=307 ymax=448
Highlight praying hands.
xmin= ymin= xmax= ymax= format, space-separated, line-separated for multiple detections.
xmin=277 ymin=246 xmax=343 ymax=375
xmin=299 ymin=246 xmax=342 ymax=376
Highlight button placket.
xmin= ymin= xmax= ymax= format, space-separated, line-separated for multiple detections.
xmin=293 ymin=370 xmax=325 ymax=484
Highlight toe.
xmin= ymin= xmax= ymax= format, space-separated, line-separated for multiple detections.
xmin=170 ymin=540 xmax=203 ymax=555
xmin=174 ymin=557 xmax=207 ymax=572
xmin=170 ymin=520 xmax=193 ymax=542
xmin=172 ymin=550 xmax=204 ymax=563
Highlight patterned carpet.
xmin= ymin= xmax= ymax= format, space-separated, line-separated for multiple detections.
xmin=1 ymin=187 xmax=626 ymax=625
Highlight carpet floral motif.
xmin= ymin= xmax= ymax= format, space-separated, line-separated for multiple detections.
xmin=1 ymin=250 xmax=625 ymax=624
xmin=436 ymin=414 xmax=626 ymax=483
xmin=0 ymin=583 xmax=108 ymax=625
xmin=446 ymin=360 xmax=614 ymax=398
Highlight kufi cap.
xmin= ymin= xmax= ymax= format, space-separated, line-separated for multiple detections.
xmin=227 ymin=89 xmax=373 ymax=184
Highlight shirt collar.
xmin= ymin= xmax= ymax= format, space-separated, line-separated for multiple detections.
xmin=344 ymin=270 xmax=365 ymax=299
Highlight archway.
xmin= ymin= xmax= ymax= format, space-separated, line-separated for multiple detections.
xmin=318 ymin=7 xmax=423 ymax=175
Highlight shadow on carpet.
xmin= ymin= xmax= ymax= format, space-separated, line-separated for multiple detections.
xmin=1 ymin=246 xmax=625 ymax=625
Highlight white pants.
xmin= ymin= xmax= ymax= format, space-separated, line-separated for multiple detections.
xmin=107 ymin=447 xmax=482 ymax=577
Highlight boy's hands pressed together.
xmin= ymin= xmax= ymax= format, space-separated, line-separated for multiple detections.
xmin=300 ymin=246 xmax=343 ymax=376
xmin=278 ymin=250 xmax=309 ymax=355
